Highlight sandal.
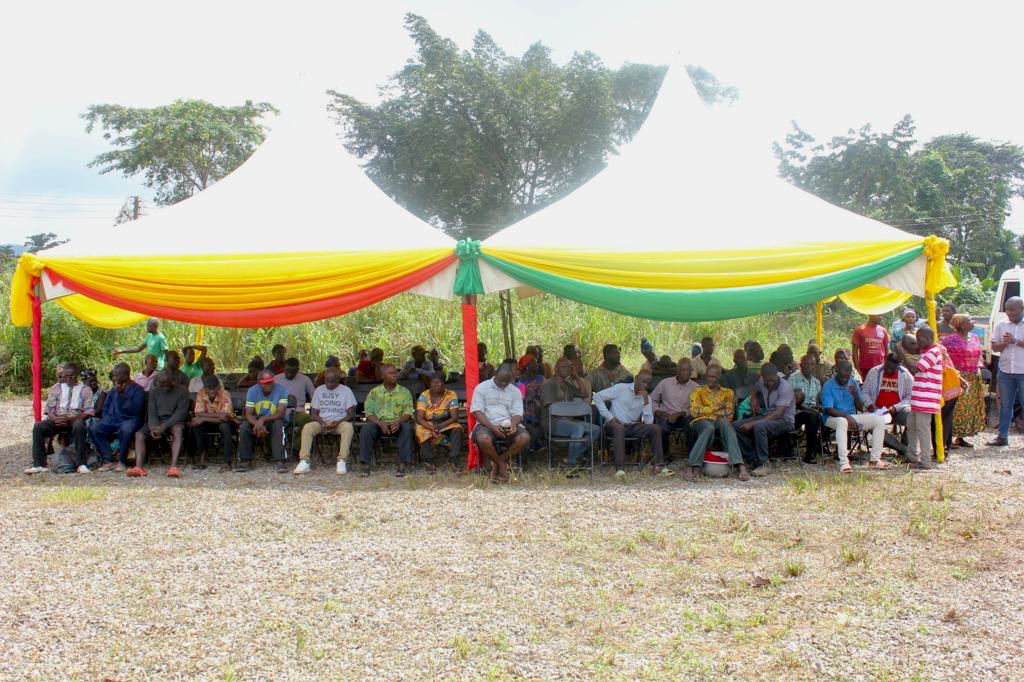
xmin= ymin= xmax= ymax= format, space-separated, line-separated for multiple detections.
xmin=840 ymin=463 xmax=853 ymax=474
xmin=867 ymin=460 xmax=893 ymax=470
xmin=126 ymin=467 xmax=147 ymax=477
xmin=167 ymin=466 xmax=182 ymax=478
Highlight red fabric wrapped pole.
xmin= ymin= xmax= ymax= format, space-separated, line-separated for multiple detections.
xmin=461 ymin=297 xmax=480 ymax=469
xmin=31 ymin=279 xmax=42 ymax=422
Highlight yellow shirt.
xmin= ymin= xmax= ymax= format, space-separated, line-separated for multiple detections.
xmin=689 ymin=385 xmax=735 ymax=422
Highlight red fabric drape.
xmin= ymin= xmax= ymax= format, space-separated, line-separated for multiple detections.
xmin=31 ymin=279 xmax=42 ymax=422
xmin=42 ymin=255 xmax=456 ymax=328
xmin=461 ymin=298 xmax=480 ymax=469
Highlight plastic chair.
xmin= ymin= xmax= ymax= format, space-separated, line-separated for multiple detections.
xmin=546 ymin=399 xmax=595 ymax=476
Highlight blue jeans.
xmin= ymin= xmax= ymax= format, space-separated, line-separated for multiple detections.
xmin=89 ymin=419 xmax=141 ymax=464
xmin=997 ymin=371 xmax=1024 ymax=439
xmin=551 ymin=418 xmax=601 ymax=465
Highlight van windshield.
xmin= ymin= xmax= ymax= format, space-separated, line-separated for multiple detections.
xmin=1001 ymin=281 xmax=1021 ymax=311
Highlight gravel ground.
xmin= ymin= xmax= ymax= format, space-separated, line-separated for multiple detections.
xmin=2 ymin=397 xmax=1023 ymax=681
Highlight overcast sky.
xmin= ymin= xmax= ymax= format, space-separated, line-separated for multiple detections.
xmin=3 ymin=0 xmax=1022 ymax=245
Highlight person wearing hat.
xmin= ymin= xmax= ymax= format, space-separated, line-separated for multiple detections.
xmin=236 ymin=369 xmax=290 ymax=472
xmin=398 ymin=345 xmax=435 ymax=381
xmin=315 ymin=355 xmax=342 ymax=387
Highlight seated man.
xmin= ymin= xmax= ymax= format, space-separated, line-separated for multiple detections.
xmin=129 ymin=369 xmax=190 ymax=478
xmin=237 ymin=369 xmax=290 ymax=472
xmin=806 ymin=342 xmax=832 ymax=384
xmin=360 ymin=364 xmax=415 ymax=477
xmin=92 ymin=363 xmax=145 ymax=471
xmin=690 ymin=336 xmax=721 ymax=382
xmin=819 ymin=360 xmax=889 ymax=473
xmin=722 ymin=349 xmax=758 ymax=400
xmin=788 ymin=353 xmax=823 ymax=461
xmin=398 ymin=345 xmax=435 ymax=381
xmin=295 ymin=368 xmax=357 ymax=475
xmin=274 ymin=357 xmax=315 ymax=451
xmin=587 ymin=344 xmax=633 ymax=393
xmin=26 ymin=362 xmax=94 ymax=475
xmin=192 ymin=374 xmax=237 ymax=472
xmin=540 ymin=357 xmax=600 ymax=475
xmin=267 ymin=343 xmax=287 ymax=376
xmin=356 ymin=348 xmax=383 ymax=383
xmin=428 ymin=348 xmax=446 ymax=380
xmin=650 ymin=357 xmax=697 ymax=456
xmin=595 ymin=368 xmax=671 ymax=478
xmin=685 ymin=365 xmax=748 ymax=481
xmin=471 ymin=360 xmax=530 ymax=483
xmin=863 ymin=353 xmax=913 ymax=457
xmin=133 ymin=353 xmax=159 ymax=392
xmin=733 ymin=363 xmax=795 ymax=476
xmin=236 ymin=357 xmax=265 ymax=389
xmin=415 ymin=372 xmax=464 ymax=472
xmin=315 ymin=355 xmax=342 ymax=387
xmin=164 ymin=350 xmax=190 ymax=388
xmin=188 ymin=356 xmax=217 ymax=393
xmin=744 ymin=341 xmax=765 ymax=372
xmin=181 ymin=344 xmax=209 ymax=381
xmin=477 ymin=342 xmax=496 ymax=381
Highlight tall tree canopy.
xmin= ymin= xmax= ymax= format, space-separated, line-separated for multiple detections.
xmin=775 ymin=117 xmax=1024 ymax=275
xmin=83 ymin=99 xmax=277 ymax=206
xmin=329 ymin=14 xmax=734 ymax=239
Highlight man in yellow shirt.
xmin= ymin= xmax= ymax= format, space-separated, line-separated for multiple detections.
xmin=685 ymin=365 xmax=749 ymax=481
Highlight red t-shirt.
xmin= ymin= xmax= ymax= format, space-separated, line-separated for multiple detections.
xmin=875 ymin=370 xmax=901 ymax=409
xmin=852 ymin=323 xmax=889 ymax=372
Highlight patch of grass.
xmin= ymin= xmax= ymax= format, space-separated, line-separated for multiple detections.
xmin=636 ymin=528 xmax=667 ymax=548
xmin=323 ymin=599 xmax=343 ymax=613
xmin=452 ymin=635 xmax=471 ymax=660
xmin=784 ymin=560 xmax=805 ymax=577
xmin=221 ymin=665 xmax=237 ymax=682
xmin=43 ymin=487 xmax=105 ymax=504
xmin=907 ymin=500 xmax=951 ymax=539
xmin=839 ymin=545 xmax=867 ymax=566
xmin=294 ymin=627 xmax=307 ymax=654
xmin=723 ymin=511 xmax=750 ymax=534
xmin=788 ymin=477 xmax=818 ymax=495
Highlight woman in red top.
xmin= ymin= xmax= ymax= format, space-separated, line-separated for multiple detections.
xmin=940 ymin=314 xmax=984 ymax=448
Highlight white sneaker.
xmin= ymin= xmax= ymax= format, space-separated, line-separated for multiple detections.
xmin=336 ymin=459 xmax=348 ymax=475
xmin=293 ymin=460 xmax=310 ymax=475
xmin=23 ymin=466 xmax=46 ymax=475
xmin=615 ymin=469 xmax=627 ymax=479
xmin=76 ymin=465 xmax=92 ymax=474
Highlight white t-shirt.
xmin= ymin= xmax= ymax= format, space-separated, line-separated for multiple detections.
xmin=312 ymin=384 xmax=357 ymax=422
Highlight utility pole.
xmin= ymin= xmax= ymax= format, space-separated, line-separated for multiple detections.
xmin=114 ymin=195 xmax=142 ymax=225
xmin=132 ymin=195 xmax=140 ymax=221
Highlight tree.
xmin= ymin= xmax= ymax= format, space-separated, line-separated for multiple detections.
xmin=329 ymin=14 xmax=734 ymax=239
xmin=774 ymin=117 xmax=1024 ymax=276
xmin=24 ymin=232 xmax=68 ymax=253
xmin=83 ymin=99 xmax=277 ymax=206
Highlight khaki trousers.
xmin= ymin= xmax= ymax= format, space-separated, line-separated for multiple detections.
xmin=299 ymin=421 xmax=354 ymax=461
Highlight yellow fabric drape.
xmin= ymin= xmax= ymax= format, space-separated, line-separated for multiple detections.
xmin=483 ymin=241 xmax=923 ymax=290
xmin=838 ymin=284 xmax=912 ymax=315
xmin=195 ymin=325 xmax=205 ymax=345
xmin=54 ymin=295 xmax=149 ymax=328
xmin=924 ymin=236 xmax=953 ymax=463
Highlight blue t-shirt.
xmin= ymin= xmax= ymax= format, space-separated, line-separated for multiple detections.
xmin=245 ymin=383 xmax=289 ymax=418
xmin=819 ymin=377 xmax=866 ymax=423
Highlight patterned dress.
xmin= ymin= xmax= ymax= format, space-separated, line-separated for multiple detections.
xmin=940 ymin=333 xmax=985 ymax=437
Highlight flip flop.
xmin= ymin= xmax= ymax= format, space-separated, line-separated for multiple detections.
xmin=167 ymin=466 xmax=181 ymax=478
xmin=840 ymin=463 xmax=853 ymax=474
xmin=867 ymin=460 xmax=893 ymax=470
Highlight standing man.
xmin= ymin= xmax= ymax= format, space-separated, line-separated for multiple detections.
xmin=470 ymin=361 xmax=530 ymax=484
xmin=690 ymin=336 xmax=721 ymax=382
xmin=114 ymin=317 xmax=168 ymax=369
xmin=92 ymin=362 xmax=145 ymax=472
xmin=587 ymin=344 xmax=633 ymax=393
xmin=360 ymin=364 xmax=415 ymax=477
xmin=788 ymin=354 xmax=823 ymax=461
xmin=295 ymin=368 xmax=356 ymax=475
xmin=540 ymin=357 xmax=599 ymax=475
xmin=900 ymin=326 xmax=943 ymax=468
xmin=733 ymin=363 xmax=795 ymax=476
xmin=990 ymin=296 xmax=1024 ymax=447
xmin=26 ymin=363 xmax=94 ymax=475
xmin=594 ymin=368 xmax=671 ymax=478
xmin=129 ymin=369 xmax=189 ymax=478
xmin=237 ymin=369 xmax=290 ymax=473
xmin=851 ymin=314 xmax=889 ymax=381
xmin=819 ymin=361 xmax=888 ymax=473
xmin=650 ymin=357 xmax=698 ymax=458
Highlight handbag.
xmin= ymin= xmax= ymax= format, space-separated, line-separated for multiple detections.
xmin=942 ymin=366 xmax=963 ymax=400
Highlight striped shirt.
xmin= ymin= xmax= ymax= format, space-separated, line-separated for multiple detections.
xmin=910 ymin=344 xmax=943 ymax=414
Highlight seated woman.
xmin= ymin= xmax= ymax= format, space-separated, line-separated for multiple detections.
xmin=356 ymin=348 xmax=384 ymax=383
xmin=415 ymin=373 xmax=464 ymax=471
xmin=236 ymin=357 xmax=265 ymax=389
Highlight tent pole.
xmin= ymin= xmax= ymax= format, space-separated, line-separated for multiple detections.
xmin=461 ymin=295 xmax=481 ymax=470
xmin=195 ymin=324 xmax=205 ymax=345
xmin=925 ymin=282 xmax=944 ymax=463
xmin=815 ymin=301 xmax=824 ymax=349
xmin=31 ymin=278 xmax=42 ymax=422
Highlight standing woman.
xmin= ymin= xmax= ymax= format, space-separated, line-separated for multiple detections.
xmin=940 ymin=314 xmax=984 ymax=448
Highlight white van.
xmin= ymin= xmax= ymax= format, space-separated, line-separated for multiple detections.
xmin=984 ymin=266 xmax=1024 ymax=361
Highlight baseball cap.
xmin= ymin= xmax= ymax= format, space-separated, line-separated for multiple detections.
xmin=257 ymin=369 xmax=276 ymax=384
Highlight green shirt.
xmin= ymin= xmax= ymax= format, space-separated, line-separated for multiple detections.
xmin=145 ymin=332 xmax=168 ymax=369
xmin=364 ymin=384 xmax=414 ymax=422
xmin=181 ymin=362 xmax=203 ymax=380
